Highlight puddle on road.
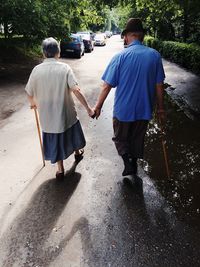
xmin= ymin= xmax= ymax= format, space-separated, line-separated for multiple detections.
xmin=144 ymin=93 xmax=200 ymax=228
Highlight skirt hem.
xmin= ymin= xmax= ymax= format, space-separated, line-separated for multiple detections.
xmin=45 ymin=144 xmax=86 ymax=164
xmin=43 ymin=120 xmax=86 ymax=164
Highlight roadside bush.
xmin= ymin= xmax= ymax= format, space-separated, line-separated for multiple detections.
xmin=0 ymin=37 xmax=41 ymax=63
xmin=144 ymin=36 xmax=200 ymax=74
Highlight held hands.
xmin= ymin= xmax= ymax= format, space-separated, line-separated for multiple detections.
xmin=93 ymin=107 xmax=101 ymax=119
xmin=87 ymin=106 xmax=96 ymax=118
xmin=87 ymin=106 xmax=101 ymax=119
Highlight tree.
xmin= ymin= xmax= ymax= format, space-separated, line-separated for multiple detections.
xmin=135 ymin=0 xmax=178 ymax=39
xmin=67 ymin=0 xmax=104 ymax=32
xmin=175 ymin=0 xmax=200 ymax=42
xmin=109 ymin=3 xmax=134 ymax=31
xmin=1 ymin=0 xmax=199 ymax=45
xmin=0 ymin=0 xmax=107 ymax=40
xmin=0 ymin=0 xmax=16 ymax=38
xmin=0 ymin=0 xmax=68 ymax=40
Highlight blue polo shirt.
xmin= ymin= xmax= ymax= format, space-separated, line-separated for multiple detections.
xmin=102 ymin=40 xmax=165 ymax=121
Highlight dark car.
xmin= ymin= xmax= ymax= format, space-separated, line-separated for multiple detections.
xmin=60 ymin=34 xmax=85 ymax=58
xmin=77 ymin=32 xmax=94 ymax=52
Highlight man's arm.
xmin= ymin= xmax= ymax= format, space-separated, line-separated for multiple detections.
xmin=156 ymin=83 xmax=165 ymax=121
xmin=94 ymin=82 xmax=112 ymax=119
xmin=72 ymin=86 xmax=94 ymax=117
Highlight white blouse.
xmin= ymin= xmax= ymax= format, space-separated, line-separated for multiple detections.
xmin=25 ymin=58 xmax=78 ymax=133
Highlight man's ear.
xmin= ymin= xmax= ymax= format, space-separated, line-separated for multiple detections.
xmin=124 ymin=35 xmax=128 ymax=46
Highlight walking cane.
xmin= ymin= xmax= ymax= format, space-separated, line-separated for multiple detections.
xmin=32 ymin=106 xmax=45 ymax=167
xmin=158 ymin=115 xmax=170 ymax=179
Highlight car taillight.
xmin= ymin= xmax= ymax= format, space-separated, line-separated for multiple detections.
xmin=76 ymin=44 xmax=81 ymax=48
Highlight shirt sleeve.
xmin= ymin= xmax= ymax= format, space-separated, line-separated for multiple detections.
xmin=67 ymin=67 xmax=78 ymax=89
xmin=156 ymin=54 xmax=165 ymax=84
xmin=25 ymin=69 xmax=36 ymax=96
xmin=102 ymin=55 xmax=120 ymax=87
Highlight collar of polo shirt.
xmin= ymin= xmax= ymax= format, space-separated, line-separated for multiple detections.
xmin=128 ymin=40 xmax=142 ymax=47
xmin=44 ymin=58 xmax=57 ymax=62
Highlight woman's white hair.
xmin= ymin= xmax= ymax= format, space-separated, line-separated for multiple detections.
xmin=42 ymin=37 xmax=60 ymax=58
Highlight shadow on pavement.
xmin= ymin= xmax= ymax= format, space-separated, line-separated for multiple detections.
xmin=44 ymin=217 xmax=95 ymax=267
xmin=1 ymin=162 xmax=81 ymax=266
xmin=89 ymin=175 xmax=200 ymax=267
xmin=119 ymin=176 xmax=200 ymax=266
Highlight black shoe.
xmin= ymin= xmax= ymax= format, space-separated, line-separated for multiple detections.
xmin=122 ymin=165 xmax=134 ymax=176
xmin=122 ymin=154 xmax=134 ymax=176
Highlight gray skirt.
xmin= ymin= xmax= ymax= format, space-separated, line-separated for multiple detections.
xmin=43 ymin=120 xmax=86 ymax=164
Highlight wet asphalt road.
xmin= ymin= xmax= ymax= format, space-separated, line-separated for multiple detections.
xmin=0 ymin=36 xmax=200 ymax=266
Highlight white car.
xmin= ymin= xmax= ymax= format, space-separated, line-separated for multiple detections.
xmin=94 ymin=34 xmax=106 ymax=46
xmin=105 ymin=31 xmax=112 ymax=38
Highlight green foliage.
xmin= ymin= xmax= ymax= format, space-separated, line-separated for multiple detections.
xmin=67 ymin=0 xmax=104 ymax=32
xmin=117 ymin=0 xmax=200 ymax=45
xmin=109 ymin=3 xmax=133 ymax=30
xmin=174 ymin=0 xmax=200 ymax=42
xmin=0 ymin=0 xmax=68 ymax=40
xmin=0 ymin=0 xmax=107 ymax=42
xmin=1 ymin=0 xmax=200 ymax=58
xmin=0 ymin=37 xmax=41 ymax=63
xmin=136 ymin=0 xmax=178 ymax=39
xmin=144 ymin=36 xmax=200 ymax=74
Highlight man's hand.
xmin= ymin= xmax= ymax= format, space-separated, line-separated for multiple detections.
xmin=94 ymin=107 xmax=101 ymax=119
xmin=93 ymin=82 xmax=112 ymax=120
xmin=87 ymin=107 xmax=96 ymax=118
xmin=156 ymin=83 xmax=166 ymax=125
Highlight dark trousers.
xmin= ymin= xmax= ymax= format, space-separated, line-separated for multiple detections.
xmin=112 ymin=118 xmax=149 ymax=158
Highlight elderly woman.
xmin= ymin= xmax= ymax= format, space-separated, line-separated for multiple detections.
xmin=25 ymin=37 xmax=94 ymax=179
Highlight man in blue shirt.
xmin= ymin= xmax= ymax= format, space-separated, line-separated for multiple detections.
xmin=94 ymin=18 xmax=165 ymax=177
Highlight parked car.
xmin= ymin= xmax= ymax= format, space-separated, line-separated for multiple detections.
xmin=105 ymin=31 xmax=112 ymax=38
xmin=90 ymin=32 xmax=96 ymax=41
xmin=77 ymin=32 xmax=94 ymax=52
xmin=94 ymin=34 xmax=106 ymax=46
xmin=60 ymin=34 xmax=85 ymax=58
xmin=113 ymin=30 xmax=121 ymax=35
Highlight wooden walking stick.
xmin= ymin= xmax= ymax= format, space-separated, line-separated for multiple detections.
xmin=32 ymin=107 xmax=45 ymax=167
xmin=158 ymin=116 xmax=170 ymax=179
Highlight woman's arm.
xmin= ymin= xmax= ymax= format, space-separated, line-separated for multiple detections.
xmin=72 ymin=86 xmax=94 ymax=117
xmin=27 ymin=94 xmax=37 ymax=109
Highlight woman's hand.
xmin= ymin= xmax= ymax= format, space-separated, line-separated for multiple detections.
xmin=87 ymin=107 xmax=96 ymax=118
xmin=30 ymin=104 xmax=37 ymax=110
xmin=27 ymin=94 xmax=37 ymax=109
